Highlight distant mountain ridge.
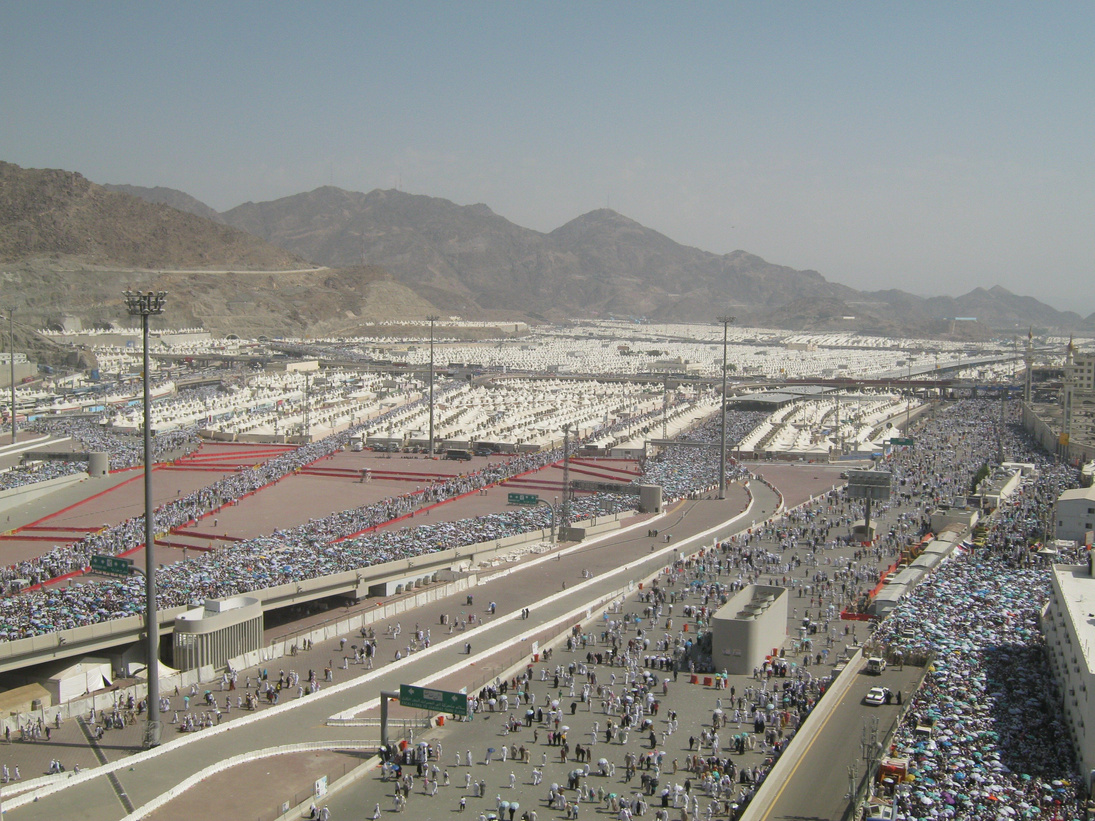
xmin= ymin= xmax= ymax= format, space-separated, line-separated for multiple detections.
xmin=0 ymin=163 xmax=433 ymax=343
xmin=3 ymin=161 xmax=1089 ymax=336
xmin=217 ymin=187 xmax=870 ymax=323
xmin=103 ymin=183 xmax=225 ymax=225
xmin=213 ymin=185 xmax=1090 ymax=334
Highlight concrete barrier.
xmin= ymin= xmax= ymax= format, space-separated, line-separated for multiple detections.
xmin=0 ymin=471 xmax=90 ymax=515
xmin=738 ymin=648 xmax=866 ymax=821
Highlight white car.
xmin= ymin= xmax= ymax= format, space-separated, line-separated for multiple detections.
xmin=864 ymin=686 xmax=889 ymax=706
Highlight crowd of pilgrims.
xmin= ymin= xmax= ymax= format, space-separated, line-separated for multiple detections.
xmin=513 ymin=399 xmax=1089 ymax=820
xmin=5 ymin=389 xmax=1088 ymax=819
xmin=0 ymin=415 xmax=203 ymax=492
xmin=0 ymin=399 xmax=758 ymax=640
xmin=642 ymin=412 xmax=767 ymax=500
xmin=420 ymin=551 xmax=837 ymax=819
xmin=864 ymin=402 xmax=1088 ymax=820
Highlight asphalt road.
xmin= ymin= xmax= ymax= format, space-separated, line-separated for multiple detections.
xmin=2 ymin=485 xmax=778 ymax=821
xmin=754 ymin=664 xmax=927 ymax=821
xmin=0 ymin=455 xmax=884 ymax=821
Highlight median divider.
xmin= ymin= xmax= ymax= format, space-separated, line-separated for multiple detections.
xmin=738 ymin=647 xmax=866 ymax=821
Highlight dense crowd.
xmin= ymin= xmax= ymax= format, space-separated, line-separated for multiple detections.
xmin=866 ymin=403 xmax=1087 ymax=820
xmin=6 ymin=380 xmax=1089 ymax=820
xmin=25 ymin=417 xmax=201 ymax=471
xmin=583 ymin=398 xmax=1089 ymax=819
xmin=651 ymin=399 xmax=1089 ymax=819
xmin=5 ymin=388 xmax=1090 ymax=819
xmin=643 ymin=412 xmax=766 ymax=500
xmin=0 ymin=394 xmax=739 ymax=639
xmin=0 ymin=459 xmax=84 ymax=492
xmin=0 ymin=416 xmax=200 ymax=493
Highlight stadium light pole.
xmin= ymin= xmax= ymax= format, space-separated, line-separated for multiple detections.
xmin=8 ymin=306 xmax=15 ymax=444
xmin=124 ymin=289 xmax=166 ymax=749
xmin=427 ymin=315 xmax=439 ymax=457
xmin=716 ymin=315 xmax=735 ymax=499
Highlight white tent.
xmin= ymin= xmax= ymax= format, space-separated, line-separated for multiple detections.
xmin=45 ymin=657 xmax=112 ymax=703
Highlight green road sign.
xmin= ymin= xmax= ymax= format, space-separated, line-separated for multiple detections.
xmin=507 ymin=492 xmax=539 ymax=506
xmin=889 ymin=437 xmax=915 ymax=447
xmin=399 ymin=684 xmax=468 ymax=716
xmin=90 ymin=554 xmax=134 ymax=577
xmin=569 ymin=480 xmax=641 ymax=495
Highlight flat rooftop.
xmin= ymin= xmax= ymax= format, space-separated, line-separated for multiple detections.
xmin=1053 ymin=564 xmax=1095 ymax=676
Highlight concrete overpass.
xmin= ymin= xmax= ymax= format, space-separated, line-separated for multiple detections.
xmin=0 ymin=512 xmax=621 ymax=676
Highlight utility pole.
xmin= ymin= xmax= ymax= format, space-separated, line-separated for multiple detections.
xmin=662 ymin=374 xmax=668 ymax=440
xmin=303 ymin=372 xmax=311 ymax=440
xmin=427 ymin=315 xmax=439 ymax=457
xmin=1024 ymin=328 xmax=1033 ymax=405
xmin=906 ymin=361 xmax=912 ymax=434
xmin=716 ymin=315 xmax=735 ymax=499
xmin=561 ymin=422 xmax=572 ymax=528
xmin=836 ymin=395 xmax=842 ymax=457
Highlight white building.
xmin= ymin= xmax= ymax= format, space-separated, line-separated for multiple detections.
xmin=710 ymin=584 xmax=789 ymax=676
xmin=1057 ymin=487 xmax=1095 ymax=544
xmin=1043 ymin=562 xmax=1095 ymax=785
xmin=1063 ymin=351 xmax=1095 ymax=457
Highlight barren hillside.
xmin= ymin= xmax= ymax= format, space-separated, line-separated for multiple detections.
xmin=0 ymin=162 xmax=306 ymax=270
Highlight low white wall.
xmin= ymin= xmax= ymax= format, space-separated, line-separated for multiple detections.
xmin=0 ymin=471 xmax=89 ymax=516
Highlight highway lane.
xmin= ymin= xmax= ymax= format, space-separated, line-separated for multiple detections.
xmin=4 ymin=486 xmax=778 ymax=821
xmin=754 ymin=664 xmax=927 ymax=821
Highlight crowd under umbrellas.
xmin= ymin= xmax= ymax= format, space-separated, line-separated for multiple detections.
xmin=641 ymin=412 xmax=767 ymax=500
xmin=1 ymin=413 xmax=203 ymax=494
xmin=868 ymin=404 xmax=1087 ymax=820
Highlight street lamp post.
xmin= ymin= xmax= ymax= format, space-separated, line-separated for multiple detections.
xmin=124 ymin=289 xmax=166 ymax=749
xmin=716 ymin=315 xmax=736 ymax=499
xmin=427 ymin=315 xmax=439 ymax=457
xmin=536 ymin=498 xmax=556 ymax=544
xmin=662 ymin=374 xmax=668 ymax=440
xmin=303 ymin=373 xmax=311 ymax=441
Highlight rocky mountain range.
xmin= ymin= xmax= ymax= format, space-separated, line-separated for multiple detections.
xmin=1 ymin=160 xmax=1091 ymax=341
xmin=0 ymin=162 xmax=298 ymax=270
xmin=204 ymin=183 xmax=1095 ymax=335
xmin=0 ymin=163 xmax=435 ymax=343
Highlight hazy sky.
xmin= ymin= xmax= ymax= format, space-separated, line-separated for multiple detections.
xmin=3 ymin=3 xmax=1093 ymax=314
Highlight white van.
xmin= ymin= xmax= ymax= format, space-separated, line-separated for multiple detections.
xmin=866 ymin=656 xmax=887 ymax=675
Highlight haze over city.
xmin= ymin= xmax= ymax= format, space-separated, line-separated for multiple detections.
xmin=1 ymin=2 xmax=1093 ymax=314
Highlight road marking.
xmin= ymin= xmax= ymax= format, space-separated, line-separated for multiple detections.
xmin=755 ymin=684 xmax=853 ymax=821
